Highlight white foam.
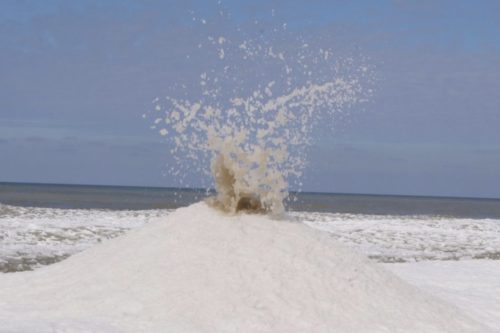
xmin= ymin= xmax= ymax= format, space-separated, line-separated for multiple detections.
xmin=0 ymin=204 xmax=491 ymax=332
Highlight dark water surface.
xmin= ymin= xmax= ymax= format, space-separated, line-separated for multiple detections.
xmin=1 ymin=182 xmax=500 ymax=218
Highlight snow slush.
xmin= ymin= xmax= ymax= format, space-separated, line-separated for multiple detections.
xmin=150 ymin=31 xmax=372 ymax=215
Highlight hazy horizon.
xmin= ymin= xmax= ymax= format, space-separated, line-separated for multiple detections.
xmin=2 ymin=180 xmax=500 ymax=200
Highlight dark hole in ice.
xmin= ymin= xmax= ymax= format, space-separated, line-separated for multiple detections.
xmin=236 ymin=194 xmax=264 ymax=213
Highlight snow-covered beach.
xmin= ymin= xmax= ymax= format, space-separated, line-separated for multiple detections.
xmin=1 ymin=2 xmax=499 ymax=332
xmin=1 ymin=202 xmax=499 ymax=332
xmin=386 ymin=260 xmax=500 ymax=331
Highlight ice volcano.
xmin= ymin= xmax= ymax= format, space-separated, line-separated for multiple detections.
xmin=149 ymin=28 xmax=373 ymax=215
xmin=0 ymin=15 xmax=489 ymax=333
xmin=0 ymin=203 xmax=490 ymax=332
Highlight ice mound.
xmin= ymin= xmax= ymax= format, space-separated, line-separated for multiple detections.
xmin=0 ymin=203 xmax=491 ymax=332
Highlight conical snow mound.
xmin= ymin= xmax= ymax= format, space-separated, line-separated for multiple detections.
xmin=0 ymin=203 xmax=491 ymax=332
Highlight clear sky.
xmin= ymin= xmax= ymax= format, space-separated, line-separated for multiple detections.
xmin=1 ymin=0 xmax=499 ymax=198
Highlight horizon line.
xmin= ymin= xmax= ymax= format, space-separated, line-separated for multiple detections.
xmin=1 ymin=180 xmax=499 ymax=202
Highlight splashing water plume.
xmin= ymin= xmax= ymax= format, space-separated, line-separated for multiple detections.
xmin=151 ymin=22 xmax=373 ymax=215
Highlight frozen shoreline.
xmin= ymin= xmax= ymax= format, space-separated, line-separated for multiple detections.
xmin=2 ymin=202 xmax=500 ymax=272
xmin=0 ymin=203 xmax=494 ymax=332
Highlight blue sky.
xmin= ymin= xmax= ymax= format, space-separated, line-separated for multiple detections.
xmin=1 ymin=0 xmax=499 ymax=198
